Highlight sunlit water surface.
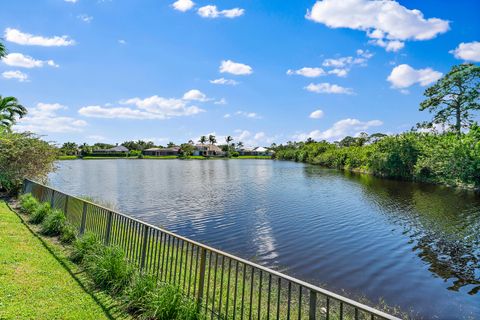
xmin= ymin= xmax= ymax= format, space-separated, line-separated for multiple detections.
xmin=48 ymin=159 xmax=480 ymax=319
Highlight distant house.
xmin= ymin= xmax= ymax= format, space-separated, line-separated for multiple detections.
xmin=237 ymin=146 xmax=273 ymax=156
xmin=143 ymin=147 xmax=180 ymax=156
xmin=93 ymin=145 xmax=129 ymax=154
xmin=193 ymin=144 xmax=225 ymax=157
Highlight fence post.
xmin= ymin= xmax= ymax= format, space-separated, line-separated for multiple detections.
xmin=309 ymin=290 xmax=317 ymax=320
xmin=140 ymin=225 xmax=149 ymax=270
xmin=80 ymin=202 xmax=87 ymax=235
xmin=196 ymin=247 xmax=207 ymax=309
xmin=50 ymin=190 xmax=55 ymax=208
xmin=64 ymin=195 xmax=69 ymax=216
xmin=105 ymin=211 xmax=113 ymax=245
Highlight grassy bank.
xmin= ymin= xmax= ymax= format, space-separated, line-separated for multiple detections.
xmin=0 ymin=200 xmax=125 ymax=320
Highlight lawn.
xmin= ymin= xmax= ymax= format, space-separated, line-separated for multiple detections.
xmin=57 ymin=155 xmax=79 ymax=160
xmin=0 ymin=200 xmax=128 ymax=320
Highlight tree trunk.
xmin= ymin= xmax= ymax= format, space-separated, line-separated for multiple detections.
xmin=455 ymin=104 xmax=461 ymax=136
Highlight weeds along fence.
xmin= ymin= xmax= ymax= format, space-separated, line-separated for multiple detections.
xmin=23 ymin=179 xmax=399 ymax=320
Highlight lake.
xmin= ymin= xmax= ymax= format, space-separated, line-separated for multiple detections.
xmin=48 ymin=159 xmax=480 ymax=319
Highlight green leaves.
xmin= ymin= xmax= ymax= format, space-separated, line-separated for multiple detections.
xmin=0 ymin=96 xmax=27 ymax=129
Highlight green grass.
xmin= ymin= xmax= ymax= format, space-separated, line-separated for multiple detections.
xmin=143 ymin=155 xmax=178 ymax=159
xmin=0 ymin=200 xmax=128 ymax=320
xmin=57 ymin=155 xmax=79 ymax=160
xmin=82 ymin=156 xmax=136 ymax=160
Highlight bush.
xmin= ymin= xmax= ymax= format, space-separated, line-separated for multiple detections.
xmin=141 ymin=283 xmax=182 ymax=319
xmin=70 ymin=232 xmax=102 ymax=263
xmin=60 ymin=223 xmax=77 ymax=244
xmin=29 ymin=202 xmax=51 ymax=224
xmin=19 ymin=193 xmax=39 ymax=214
xmin=41 ymin=209 xmax=66 ymax=236
xmin=122 ymin=273 xmax=157 ymax=314
xmin=83 ymin=245 xmax=134 ymax=295
xmin=0 ymin=131 xmax=57 ymax=194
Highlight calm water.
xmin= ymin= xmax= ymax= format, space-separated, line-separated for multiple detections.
xmin=48 ymin=159 xmax=480 ymax=319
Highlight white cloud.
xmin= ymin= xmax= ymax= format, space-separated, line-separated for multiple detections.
xmin=219 ymin=60 xmax=252 ymax=75
xmin=320 ymin=49 xmax=373 ymax=76
xmin=305 ymin=83 xmax=353 ymax=94
xmin=15 ymin=103 xmax=87 ymax=133
xmin=306 ymin=0 xmax=449 ymax=51
xmin=224 ymin=113 xmax=231 ymax=118
xmin=78 ymin=14 xmax=93 ymax=23
xmin=294 ymin=118 xmax=383 ymax=141
xmin=2 ymin=70 xmax=29 ymax=82
xmin=231 ymin=129 xmax=277 ymax=146
xmin=86 ymin=135 xmax=107 ymax=142
xmin=3 ymin=53 xmax=59 ymax=68
xmin=183 ymin=89 xmax=208 ymax=101
xmin=328 ymin=68 xmax=348 ymax=77
xmin=64 ymin=0 xmax=78 ymax=3
xmin=172 ymin=0 xmax=195 ymax=12
xmin=210 ymin=78 xmax=239 ymax=85
xmin=450 ymin=41 xmax=480 ymax=62
xmin=197 ymin=5 xmax=244 ymax=18
xmin=79 ymin=95 xmax=205 ymax=120
xmin=118 ymin=40 xmax=127 ymax=45
xmin=309 ymin=109 xmax=324 ymax=119
xmin=368 ymin=39 xmax=404 ymax=52
xmin=387 ymin=64 xmax=442 ymax=89
xmin=4 ymin=28 xmax=75 ymax=46
xmin=235 ymin=111 xmax=261 ymax=119
xmin=287 ymin=67 xmax=325 ymax=78
xmin=214 ymin=98 xmax=227 ymax=105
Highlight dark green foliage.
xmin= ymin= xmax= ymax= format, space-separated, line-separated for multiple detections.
xmin=29 ymin=202 xmax=51 ymax=224
xmin=70 ymin=232 xmax=102 ymax=263
xmin=60 ymin=223 xmax=77 ymax=244
xmin=19 ymin=193 xmax=39 ymax=214
xmin=274 ymin=128 xmax=480 ymax=188
xmin=122 ymin=273 xmax=157 ymax=314
xmin=83 ymin=245 xmax=135 ymax=295
xmin=41 ymin=209 xmax=66 ymax=236
xmin=139 ymin=283 xmax=184 ymax=320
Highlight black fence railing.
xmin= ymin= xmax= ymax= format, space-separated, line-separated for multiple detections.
xmin=23 ymin=179 xmax=400 ymax=320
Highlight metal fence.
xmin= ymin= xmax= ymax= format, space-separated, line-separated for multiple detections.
xmin=23 ymin=179 xmax=400 ymax=320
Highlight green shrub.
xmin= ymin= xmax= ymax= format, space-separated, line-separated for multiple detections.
xmin=41 ymin=209 xmax=66 ymax=236
xmin=60 ymin=223 xmax=77 ymax=244
xmin=70 ymin=232 xmax=102 ymax=263
xmin=29 ymin=202 xmax=51 ymax=224
xmin=122 ymin=273 xmax=157 ymax=314
xmin=19 ymin=193 xmax=39 ymax=214
xmin=141 ymin=283 xmax=182 ymax=320
xmin=84 ymin=245 xmax=134 ymax=295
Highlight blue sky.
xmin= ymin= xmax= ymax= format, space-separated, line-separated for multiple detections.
xmin=1 ymin=0 xmax=479 ymax=146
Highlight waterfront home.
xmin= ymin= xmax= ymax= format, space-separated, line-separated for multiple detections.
xmin=193 ymin=144 xmax=225 ymax=157
xmin=92 ymin=145 xmax=129 ymax=155
xmin=238 ymin=146 xmax=273 ymax=156
xmin=143 ymin=147 xmax=180 ymax=156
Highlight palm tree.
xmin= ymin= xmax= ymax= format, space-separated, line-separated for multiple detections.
xmin=0 ymin=40 xmax=6 ymax=59
xmin=236 ymin=141 xmax=244 ymax=149
xmin=199 ymin=136 xmax=207 ymax=145
xmin=208 ymin=134 xmax=216 ymax=145
xmin=0 ymin=96 xmax=27 ymax=129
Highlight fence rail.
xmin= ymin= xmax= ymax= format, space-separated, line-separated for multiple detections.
xmin=23 ymin=179 xmax=400 ymax=320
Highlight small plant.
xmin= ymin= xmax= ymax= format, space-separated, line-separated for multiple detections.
xmin=70 ymin=232 xmax=102 ymax=263
xmin=83 ymin=245 xmax=134 ymax=295
xmin=122 ymin=272 xmax=157 ymax=314
xmin=60 ymin=223 xmax=77 ymax=244
xmin=141 ymin=283 xmax=182 ymax=320
xmin=19 ymin=193 xmax=39 ymax=214
xmin=41 ymin=209 xmax=66 ymax=236
xmin=29 ymin=202 xmax=51 ymax=224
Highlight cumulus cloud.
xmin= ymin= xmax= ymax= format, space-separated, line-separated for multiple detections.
xmin=309 ymin=110 xmax=324 ymax=119
xmin=182 ymin=89 xmax=208 ymax=101
xmin=172 ymin=0 xmax=195 ymax=12
xmin=4 ymin=28 xmax=75 ymax=46
xmin=287 ymin=67 xmax=325 ymax=78
xmin=450 ymin=41 xmax=480 ymax=62
xmin=305 ymin=83 xmax=353 ymax=94
xmin=294 ymin=118 xmax=383 ymax=141
xmin=64 ymin=0 xmax=78 ymax=3
xmin=198 ymin=5 xmax=244 ymax=18
xmin=2 ymin=70 xmax=29 ymax=82
xmin=224 ymin=111 xmax=261 ymax=119
xmin=387 ymin=64 xmax=442 ymax=89
xmin=219 ymin=60 xmax=252 ymax=75
xmin=3 ymin=53 xmax=59 ymax=68
xmin=15 ymin=103 xmax=87 ymax=133
xmin=210 ymin=78 xmax=239 ymax=85
xmin=230 ymin=129 xmax=278 ymax=146
xmin=306 ymin=0 xmax=449 ymax=52
xmin=79 ymin=95 xmax=205 ymax=120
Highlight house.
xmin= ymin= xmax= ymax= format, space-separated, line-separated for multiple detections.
xmin=143 ymin=147 xmax=180 ymax=156
xmin=193 ymin=144 xmax=225 ymax=157
xmin=237 ymin=146 xmax=273 ymax=156
xmin=92 ymin=145 xmax=129 ymax=154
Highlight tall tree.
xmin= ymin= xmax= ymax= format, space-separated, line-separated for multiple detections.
xmin=0 ymin=96 xmax=27 ymax=129
xmin=0 ymin=40 xmax=6 ymax=59
xmin=199 ymin=135 xmax=207 ymax=145
xmin=208 ymin=134 xmax=216 ymax=145
xmin=420 ymin=64 xmax=480 ymax=136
